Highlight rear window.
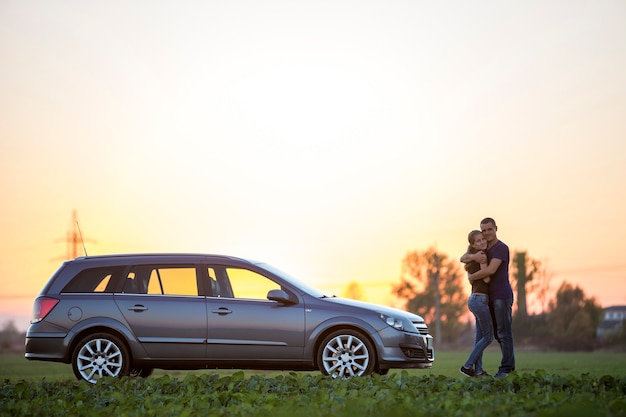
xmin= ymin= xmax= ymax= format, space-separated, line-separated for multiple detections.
xmin=62 ymin=266 xmax=125 ymax=293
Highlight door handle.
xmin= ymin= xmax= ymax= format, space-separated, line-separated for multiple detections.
xmin=128 ymin=305 xmax=148 ymax=312
xmin=212 ymin=307 xmax=232 ymax=315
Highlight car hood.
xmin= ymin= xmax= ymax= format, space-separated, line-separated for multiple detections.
xmin=321 ymin=296 xmax=425 ymax=323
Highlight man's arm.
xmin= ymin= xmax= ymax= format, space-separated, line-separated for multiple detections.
xmin=460 ymin=251 xmax=487 ymax=264
xmin=468 ymin=258 xmax=502 ymax=282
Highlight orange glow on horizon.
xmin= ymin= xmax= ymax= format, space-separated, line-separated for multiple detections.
xmin=1 ymin=2 xmax=625 ymax=331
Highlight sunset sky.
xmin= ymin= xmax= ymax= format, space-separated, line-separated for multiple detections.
xmin=2 ymin=1 xmax=625 ymax=331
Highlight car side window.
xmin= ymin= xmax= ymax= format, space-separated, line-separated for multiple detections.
xmin=150 ymin=267 xmax=198 ymax=296
xmin=207 ymin=267 xmax=222 ymax=297
xmin=225 ymin=267 xmax=280 ymax=300
xmin=123 ymin=265 xmax=199 ymax=296
xmin=62 ymin=266 xmax=125 ymax=293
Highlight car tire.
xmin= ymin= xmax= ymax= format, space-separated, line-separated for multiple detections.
xmin=72 ymin=332 xmax=130 ymax=384
xmin=318 ymin=329 xmax=376 ymax=378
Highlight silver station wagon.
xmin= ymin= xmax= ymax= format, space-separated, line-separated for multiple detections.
xmin=25 ymin=254 xmax=434 ymax=383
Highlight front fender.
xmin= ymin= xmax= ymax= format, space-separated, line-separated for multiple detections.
xmin=304 ymin=315 xmax=385 ymax=361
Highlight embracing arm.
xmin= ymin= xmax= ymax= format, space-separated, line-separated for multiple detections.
xmin=480 ymin=262 xmax=491 ymax=283
xmin=460 ymin=252 xmax=471 ymax=263
xmin=460 ymin=251 xmax=487 ymax=264
xmin=469 ymin=258 xmax=502 ymax=282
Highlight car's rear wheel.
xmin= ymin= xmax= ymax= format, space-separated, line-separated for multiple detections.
xmin=72 ymin=332 xmax=130 ymax=384
xmin=318 ymin=329 xmax=376 ymax=378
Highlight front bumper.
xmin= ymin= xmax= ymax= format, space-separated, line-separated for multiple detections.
xmin=377 ymin=327 xmax=434 ymax=369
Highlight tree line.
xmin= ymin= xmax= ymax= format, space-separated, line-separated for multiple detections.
xmin=382 ymin=246 xmax=624 ymax=351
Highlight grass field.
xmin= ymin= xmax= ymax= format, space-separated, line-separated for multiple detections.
xmin=3 ymin=346 xmax=625 ymax=382
xmin=3 ymin=349 xmax=626 ymax=417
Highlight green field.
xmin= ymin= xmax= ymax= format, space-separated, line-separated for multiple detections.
xmin=3 ymin=347 xmax=626 ymax=382
xmin=2 ymin=349 xmax=626 ymax=417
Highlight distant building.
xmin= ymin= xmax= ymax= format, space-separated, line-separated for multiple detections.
xmin=596 ymin=305 xmax=626 ymax=339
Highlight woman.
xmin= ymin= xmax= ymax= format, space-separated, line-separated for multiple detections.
xmin=460 ymin=230 xmax=494 ymax=377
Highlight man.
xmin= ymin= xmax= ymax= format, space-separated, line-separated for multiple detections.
xmin=461 ymin=217 xmax=515 ymax=378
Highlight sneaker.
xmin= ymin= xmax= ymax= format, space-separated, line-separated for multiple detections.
xmin=475 ymin=371 xmax=491 ymax=377
xmin=494 ymin=371 xmax=509 ymax=379
xmin=459 ymin=366 xmax=475 ymax=377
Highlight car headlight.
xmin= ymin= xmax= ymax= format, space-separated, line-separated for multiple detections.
xmin=380 ymin=313 xmax=404 ymax=331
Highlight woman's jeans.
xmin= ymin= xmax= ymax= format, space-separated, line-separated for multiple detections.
xmin=464 ymin=294 xmax=493 ymax=372
xmin=492 ymin=297 xmax=515 ymax=374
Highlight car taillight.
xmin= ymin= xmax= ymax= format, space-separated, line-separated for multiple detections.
xmin=31 ymin=297 xmax=59 ymax=323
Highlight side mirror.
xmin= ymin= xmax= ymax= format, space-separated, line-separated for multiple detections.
xmin=267 ymin=289 xmax=296 ymax=305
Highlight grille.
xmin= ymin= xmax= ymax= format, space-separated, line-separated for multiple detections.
xmin=402 ymin=347 xmax=427 ymax=359
xmin=414 ymin=322 xmax=430 ymax=335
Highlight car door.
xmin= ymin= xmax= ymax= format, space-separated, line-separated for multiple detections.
xmin=115 ymin=264 xmax=207 ymax=359
xmin=205 ymin=266 xmax=305 ymax=360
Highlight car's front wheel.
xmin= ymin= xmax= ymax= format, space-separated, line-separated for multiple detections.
xmin=72 ymin=332 xmax=130 ymax=384
xmin=318 ymin=329 xmax=376 ymax=378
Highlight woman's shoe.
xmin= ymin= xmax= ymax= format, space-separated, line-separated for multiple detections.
xmin=459 ymin=366 xmax=475 ymax=377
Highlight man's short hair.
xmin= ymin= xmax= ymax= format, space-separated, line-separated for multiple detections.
xmin=480 ymin=217 xmax=497 ymax=228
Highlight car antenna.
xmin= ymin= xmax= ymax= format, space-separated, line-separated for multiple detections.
xmin=75 ymin=216 xmax=89 ymax=257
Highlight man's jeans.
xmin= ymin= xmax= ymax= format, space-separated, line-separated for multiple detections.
xmin=464 ymin=294 xmax=493 ymax=373
xmin=492 ymin=297 xmax=515 ymax=373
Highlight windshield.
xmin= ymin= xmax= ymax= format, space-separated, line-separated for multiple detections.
xmin=254 ymin=262 xmax=327 ymax=298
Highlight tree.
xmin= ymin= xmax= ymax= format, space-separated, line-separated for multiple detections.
xmin=510 ymin=251 xmax=555 ymax=344
xmin=342 ymin=281 xmax=365 ymax=301
xmin=547 ymin=281 xmax=603 ymax=351
xmin=527 ymin=260 xmax=554 ymax=315
xmin=392 ymin=247 xmax=467 ymax=345
xmin=512 ymin=251 xmax=534 ymax=318
xmin=0 ymin=320 xmax=21 ymax=352
xmin=510 ymin=251 xmax=552 ymax=316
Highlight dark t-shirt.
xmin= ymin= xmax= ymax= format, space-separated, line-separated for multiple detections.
xmin=467 ymin=258 xmax=489 ymax=294
xmin=487 ymin=240 xmax=513 ymax=300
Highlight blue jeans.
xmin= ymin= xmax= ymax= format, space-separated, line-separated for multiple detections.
xmin=464 ymin=294 xmax=493 ymax=372
xmin=492 ymin=297 xmax=515 ymax=373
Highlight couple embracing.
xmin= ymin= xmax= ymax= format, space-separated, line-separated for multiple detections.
xmin=459 ymin=217 xmax=515 ymax=379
